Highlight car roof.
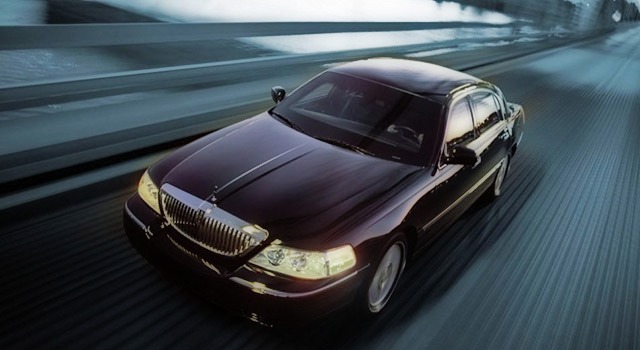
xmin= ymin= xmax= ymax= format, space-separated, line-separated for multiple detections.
xmin=328 ymin=58 xmax=482 ymax=97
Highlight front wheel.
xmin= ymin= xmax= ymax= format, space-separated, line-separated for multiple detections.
xmin=364 ymin=236 xmax=407 ymax=314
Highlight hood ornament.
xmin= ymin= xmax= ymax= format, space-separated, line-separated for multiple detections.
xmin=208 ymin=186 xmax=218 ymax=203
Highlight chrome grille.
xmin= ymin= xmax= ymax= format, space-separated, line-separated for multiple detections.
xmin=160 ymin=184 xmax=267 ymax=257
xmin=161 ymin=192 xmax=203 ymax=232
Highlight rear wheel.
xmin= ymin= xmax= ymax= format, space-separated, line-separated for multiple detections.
xmin=489 ymin=154 xmax=510 ymax=199
xmin=364 ymin=235 xmax=407 ymax=314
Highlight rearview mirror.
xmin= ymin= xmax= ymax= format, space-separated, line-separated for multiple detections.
xmin=271 ymin=86 xmax=286 ymax=103
xmin=444 ymin=145 xmax=480 ymax=166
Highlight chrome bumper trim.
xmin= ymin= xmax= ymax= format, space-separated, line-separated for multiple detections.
xmin=125 ymin=202 xmax=146 ymax=230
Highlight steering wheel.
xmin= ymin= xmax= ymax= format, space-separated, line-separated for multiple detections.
xmin=392 ymin=125 xmax=421 ymax=143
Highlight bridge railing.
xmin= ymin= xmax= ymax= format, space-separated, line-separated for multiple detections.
xmin=0 ymin=21 xmax=520 ymax=49
xmin=0 ymin=20 xmax=566 ymax=111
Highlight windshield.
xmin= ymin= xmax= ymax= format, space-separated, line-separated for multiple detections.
xmin=271 ymin=71 xmax=443 ymax=166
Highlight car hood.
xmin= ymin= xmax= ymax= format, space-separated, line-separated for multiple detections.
xmin=158 ymin=113 xmax=419 ymax=247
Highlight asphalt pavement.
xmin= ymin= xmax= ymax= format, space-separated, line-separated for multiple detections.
xmin=1 ymin=26 xmax=639 ymax=349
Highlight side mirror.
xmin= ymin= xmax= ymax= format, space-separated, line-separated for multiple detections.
xmin=271 ymin=86 xmax=286 ymax=104
xmin=444 ymin=145 xmax=480 ymax=166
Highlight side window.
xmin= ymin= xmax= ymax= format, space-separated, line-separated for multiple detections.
xmin=470 ymin=91 xmax=501 ymax=134
xmin=492 ymin=94 xmax=504 ymax=120
xmin=445 ymin=98 xmax=475 ymax=149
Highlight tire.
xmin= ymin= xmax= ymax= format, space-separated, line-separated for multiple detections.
xmin=361 ymin=234 xmax=408 ymax=314
xmin=488 ymin=154 xmax=510 ymax=200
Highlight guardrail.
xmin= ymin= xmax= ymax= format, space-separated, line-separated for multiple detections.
xmin=1 ymin=33 xmax=563 ymax=111
xmin=0 ymin=21 xmax=516 ymax=49
xmin=0 ymin=21 xmax=558 ymax=111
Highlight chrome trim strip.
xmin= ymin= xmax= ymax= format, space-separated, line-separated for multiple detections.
xmin=421 ymin=160 xmax=503 ymax=231
xmin=171 ymin=119 xmax=258 ymax=173
xmin=215 ymin=143 xmax=307 ymax=193
xmin=229 ymin=267 xmax=365 ymax=298
xmin=125 ymin=203 xmax=146 ymax=230
xmin=125 ymin=202 xmax=154 ymax=239
xmin=201 ymin=258 xmax=221 ymax=274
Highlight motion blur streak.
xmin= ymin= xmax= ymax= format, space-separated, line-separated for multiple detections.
xmin=1 ymin=26 xmax=639 ymax=349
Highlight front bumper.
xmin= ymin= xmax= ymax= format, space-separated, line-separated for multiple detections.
xmin=123 ymin=194 xmax=366 ymax=325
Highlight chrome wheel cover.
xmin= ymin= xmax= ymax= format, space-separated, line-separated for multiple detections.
xmin=367 ymin=242 xmax=405 ymax=313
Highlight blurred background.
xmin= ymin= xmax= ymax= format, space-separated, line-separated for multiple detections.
xmin=1 ymin=1 xmax=639 ymax=349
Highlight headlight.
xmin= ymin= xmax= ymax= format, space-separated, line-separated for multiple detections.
xmin=249 ymin=244 xmax=356 ymax=280
xmin=138 ymin=170 xmax=160 ymax=214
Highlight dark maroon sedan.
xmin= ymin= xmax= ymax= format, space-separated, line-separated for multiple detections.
xmin=124 ymin=58 xmax=524 ymax=325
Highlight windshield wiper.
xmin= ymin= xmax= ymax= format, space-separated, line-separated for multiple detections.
xmin=269 ymin=110 xmax=305 ymax=133
xmin=313 ymin=136 xmax=374 ymax=156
